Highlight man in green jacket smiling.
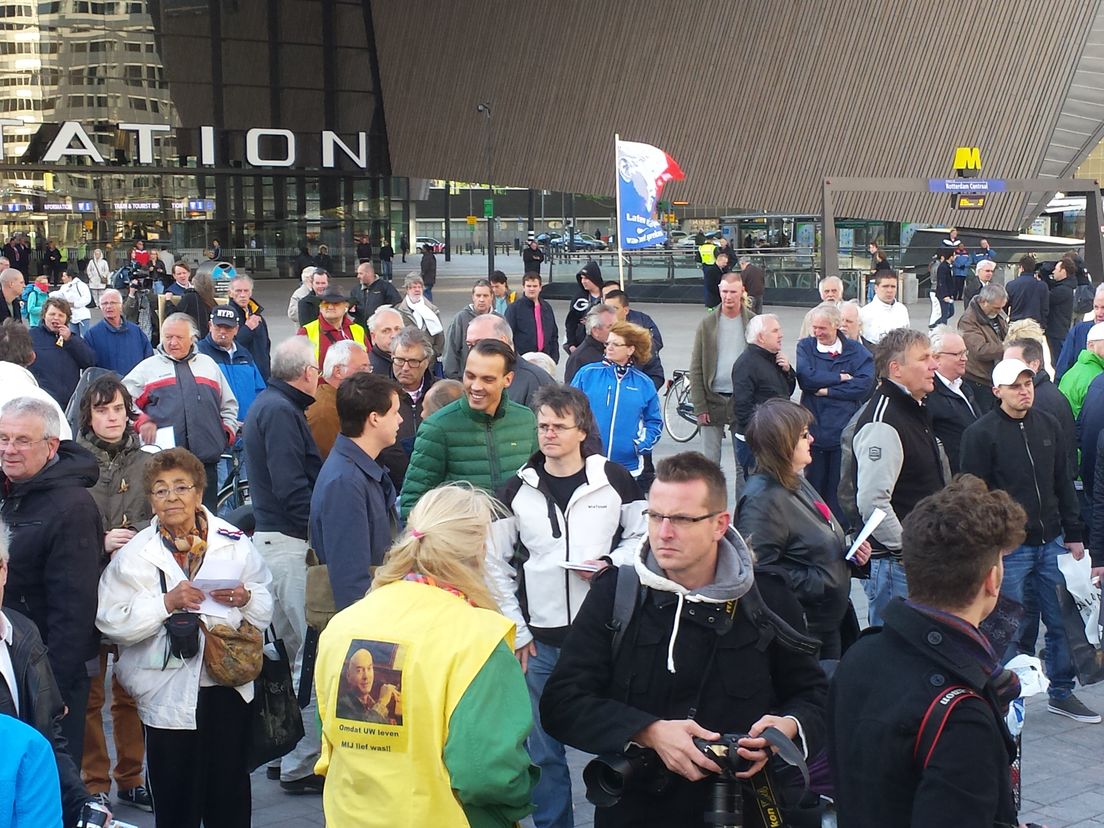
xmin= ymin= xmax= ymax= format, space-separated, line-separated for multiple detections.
xmin=400 ymin=339 xmax=536 ymax=518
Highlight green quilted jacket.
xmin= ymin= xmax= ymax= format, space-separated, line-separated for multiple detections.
xmin=400 ymin=395 xmax=537 ymax=518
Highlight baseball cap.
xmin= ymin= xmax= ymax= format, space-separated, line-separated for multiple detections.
xmin=992 ymin=358 xmax=1035 ymax=387
xmin=1089 ymin=322 xmax=1104 ymax=343
xmin=318 ymin=287 xmax=350 ymax=305
xmin=210 ymin=306 xmax=239 ymax=327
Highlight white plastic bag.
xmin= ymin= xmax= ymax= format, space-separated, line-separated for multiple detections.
xmin=1057 ymin=553 xmax=1102 ymax=647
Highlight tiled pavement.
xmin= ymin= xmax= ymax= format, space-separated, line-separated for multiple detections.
xmin=97 ymin=268 xmax=1104 ymax=827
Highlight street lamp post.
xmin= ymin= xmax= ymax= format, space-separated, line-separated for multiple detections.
xmin=476 ymin=102 xmax=494 ymax=275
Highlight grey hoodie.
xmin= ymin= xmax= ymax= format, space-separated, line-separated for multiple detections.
xmin=633 ymin=526 xmax=755 ymax=672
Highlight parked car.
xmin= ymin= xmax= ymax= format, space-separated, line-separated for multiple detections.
xmin=416 ymin=236 xmax=445 ymax=253
xmin=550 ymin=232 xmax=605 ymax=251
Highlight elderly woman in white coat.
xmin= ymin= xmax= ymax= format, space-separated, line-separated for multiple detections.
xmin=97 ymin=447 xmax=272 ymax=828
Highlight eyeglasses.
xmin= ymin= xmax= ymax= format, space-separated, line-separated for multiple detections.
xmin=392 ymin=356 xmax=427 ymax=367
xmin=306 ymin=365 xmax=321 ymax=375
xmin=800 ymin=430 xmax=812 ymax=440
xmin=606 ymin=341 xmax=630 ymax=349
xmin=537 ymin=423 xmax=578 ymax=435
xmin=150 ymin=484 xmax=196 ymax=501
xmin=644 ymin=510 xmax=721 ymax=527
xmin=0 ymin=435 xmax=48 ymax=451
xmin=939 ymin=349 xmax=969 ymax=359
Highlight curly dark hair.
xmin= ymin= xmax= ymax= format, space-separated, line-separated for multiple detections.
xmin=902 ymin=474 xmax=1026 ymax=610
xmin=142 ymin=447 xmax=206 ymax=501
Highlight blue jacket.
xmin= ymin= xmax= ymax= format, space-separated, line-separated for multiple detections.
xmin=971 ymin=248 xmax=996 ymax=265
xmin=1056 ymin=319 xmax=1093 ymax=382
xmin=27 ymin=324 xmax=96 ymax=408
xmin=309 ymin=434 xmax=398 ymax=610
xmin=570 ymin=361 xmax=661 ymax=474
xmin=796 ymin=334 xmax=875 ymax=448
xmin=627 ymin=308 xmax=665 ymax=389
xmin=0 ymin=714 xmax=62 ymax=828
xmin=197 ymin=336 xmax=267 ymax=421
xmin=243 ymin=379 xmax=322 ymax=538
xmin=84 ymin=318 xmax=153 ymax=377
xmin=952 ymin=253 xmax=971 ymax=280
xmin=1078 ymin=372 xmax=1104 ymax=501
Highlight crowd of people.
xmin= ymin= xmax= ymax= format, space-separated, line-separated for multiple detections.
xmin=0 ymin=245 xmax=1099 ymax=828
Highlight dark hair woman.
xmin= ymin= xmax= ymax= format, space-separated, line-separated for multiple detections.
xmin=736 ymin=399 xmax=871 ymax=660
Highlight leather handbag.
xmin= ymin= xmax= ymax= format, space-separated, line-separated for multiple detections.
xmin=202 ymin=619 xmax=263 ymax=687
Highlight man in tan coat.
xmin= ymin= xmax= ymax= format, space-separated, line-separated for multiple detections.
xmin=957 ymin=282 xmax=1009 ymax=415
xmin=306 ymin=340 xmax=369 ymax=458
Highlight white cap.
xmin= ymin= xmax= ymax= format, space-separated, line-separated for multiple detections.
xmin=1089 ymin=322 xmax=1104 ymax=343
xmin=992 ymin=358 xmax=1035 ymax=387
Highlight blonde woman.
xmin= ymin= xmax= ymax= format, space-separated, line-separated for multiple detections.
xmin=315 ymin=484 xmax=536 ymax=827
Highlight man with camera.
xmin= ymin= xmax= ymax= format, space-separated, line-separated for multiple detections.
xmin=540 ymin=452 xmax=826 ymax=827
xmin=829 ymin=475 xmax=1027 ymax=827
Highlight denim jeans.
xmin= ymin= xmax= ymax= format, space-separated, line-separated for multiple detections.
xmin=734 ymin=436 xmax=754 ymax=480
xmin=864 ymin=558 xmax=908 ymax=627
xmin=700 ymin=424 xmax=744 ymax=504
xmin=525 ymin=642 xmax=574 ymax=828
xmin=1000 ymin=538 xmax=1076 ymax=699
xmin=807 ymin=446 xmax=844 ymax=530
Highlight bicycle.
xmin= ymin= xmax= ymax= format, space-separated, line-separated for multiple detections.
xmin=215 ymin=449 xmax=250 ymax=515
xmin=663 ymin=369 xmax=700 ymax=443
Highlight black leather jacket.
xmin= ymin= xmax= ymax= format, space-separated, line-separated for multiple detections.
xmin=737 ymin=474 xmax=851 ymax=636
xmin=5 ymin=608 xmax=90 ymax=826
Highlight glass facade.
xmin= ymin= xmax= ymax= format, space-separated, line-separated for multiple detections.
xmin=0 ymin=0 xmax=398 ymax=276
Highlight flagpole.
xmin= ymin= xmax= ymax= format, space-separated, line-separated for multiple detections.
xmin=614 ymin=132 xmax=625 ymax=289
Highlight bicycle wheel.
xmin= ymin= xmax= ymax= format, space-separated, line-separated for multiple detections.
xmin=663 ymin=376 xmax=700 ymax=443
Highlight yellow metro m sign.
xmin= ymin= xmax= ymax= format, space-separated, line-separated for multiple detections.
xmin=953 ymin=147 xmax=982 ymax=177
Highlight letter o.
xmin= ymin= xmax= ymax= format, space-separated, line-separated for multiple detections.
xmin=245 ymin=128 xmax=295 ymax=167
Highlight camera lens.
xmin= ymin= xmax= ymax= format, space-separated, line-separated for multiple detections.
xmin=583 ymin=755 xmax=633 ymax=808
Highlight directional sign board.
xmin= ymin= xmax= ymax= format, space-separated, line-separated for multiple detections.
xmin=929 ymin=178 xmax=1005 ymax=193
xmin=956 ymin=195 xmax=986 ymax=210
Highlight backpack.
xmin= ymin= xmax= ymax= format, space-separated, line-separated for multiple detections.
xmin=607 ymin=564 xmax=820 ymax=663
xmin=836 ymin=401 xmax=873 ymax=529
xmin=112 ymin=263 xmax=133 ymax=291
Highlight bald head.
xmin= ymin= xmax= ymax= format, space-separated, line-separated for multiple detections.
xmin=0 ymin=268 xmax=24 ymax=301
xmin=466 ymin=313 xmax=514 ymax=348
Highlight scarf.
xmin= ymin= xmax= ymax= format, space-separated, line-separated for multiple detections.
xmin=83 ymin=428 xmax=134 ymax=458
xmin=905 ymin=600 xmax=1021 ymax=712
xmin=403 ymin=572 xmax=477 ymax=607
xmin=406 ymin=298 xmax=442 ymax=335
xmin=606 ymin=358 xmax=631 ymax=379
xmin=159 ymin=509 xmax=208 ymax=579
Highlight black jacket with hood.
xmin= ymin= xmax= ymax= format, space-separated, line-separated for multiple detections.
xmin=1 ymin=441 xmax=103 ymax=691
xmin=565 ymin=261 xmax=602 ymax=349
xmin=540 ymin=528 xmax=827 ymax=828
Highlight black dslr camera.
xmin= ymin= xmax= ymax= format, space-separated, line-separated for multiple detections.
xmin=582 ymin=744 xmax=671 ymax=807
xmin=584 ymin=733 xmax=783 ymax=828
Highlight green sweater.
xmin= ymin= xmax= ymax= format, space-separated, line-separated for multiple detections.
xmin=400 ymin=395 xmax=537 ymax=517
xmin=1058 ymin=348 xmax=1104 ymax=419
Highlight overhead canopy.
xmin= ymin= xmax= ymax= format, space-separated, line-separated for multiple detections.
xmin=372 ymin=0 xmax=1104 ymax=229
